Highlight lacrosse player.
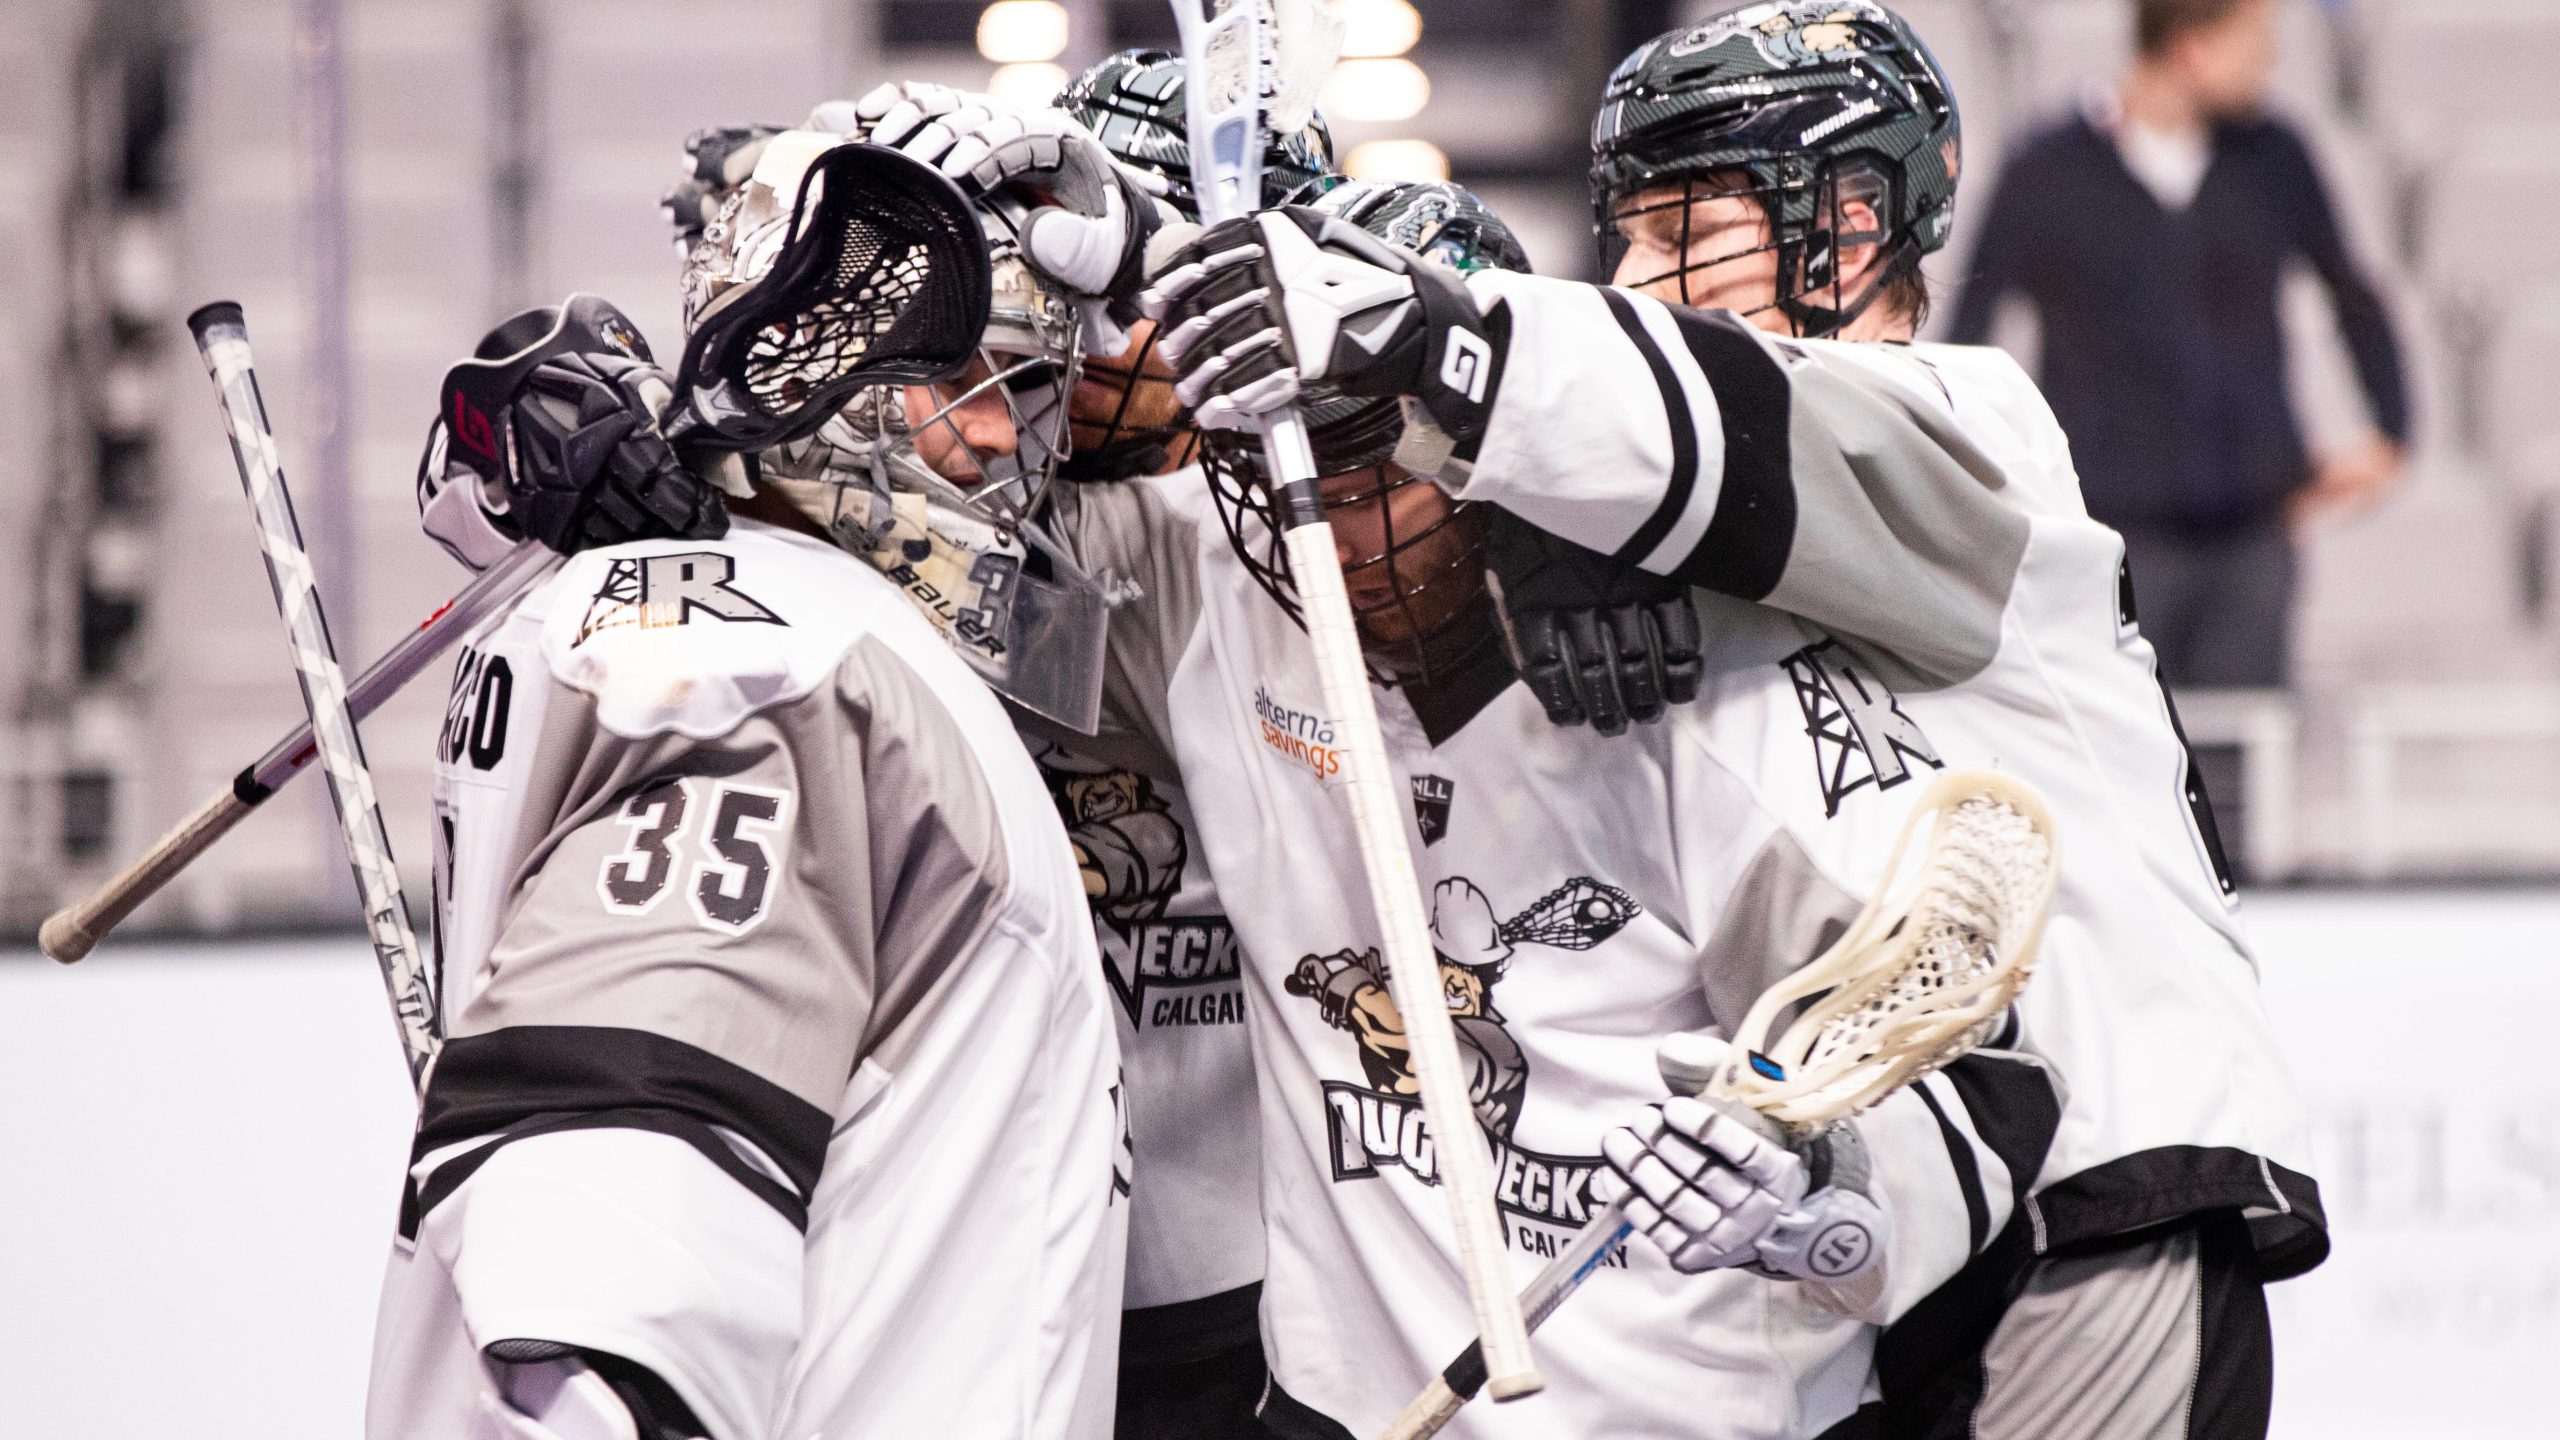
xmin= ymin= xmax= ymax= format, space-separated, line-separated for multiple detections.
xmin=373 ymin=144 xmax=1126 ymax=1440
xmin=1129 ymin=4 xmax=2325 ymax=1435
xmin=810 ymin=161 xmax=2051 ymax=1440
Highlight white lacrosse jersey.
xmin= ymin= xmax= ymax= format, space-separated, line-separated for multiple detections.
xmin=370 ymin=519 xmax=1125 ymax=1440
xmin=1042 ymin=276 xmax=2320 ymax=1439
xmin=1031 ymin=733 xmax=1267 ymax=1345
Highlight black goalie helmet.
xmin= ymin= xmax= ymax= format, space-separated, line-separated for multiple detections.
xmin=1059 ymin=48 xmax=1338 ymax=218
xmin=1201 ymin=179 xmax=1531 ymax=687
xmin=1591 ymin=0 xmax=1960 ymax=334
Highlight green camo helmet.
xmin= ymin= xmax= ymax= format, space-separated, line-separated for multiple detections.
xmin=1591 ymin=2 xmax=1961 ymax=333
xmin=1059 ymin=48 xmax=1337 ymax=220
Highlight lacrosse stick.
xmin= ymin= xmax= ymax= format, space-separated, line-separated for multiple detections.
xmin=189 ymin=302 xmax=441 ymax=1090
xmin=39 ymin=541 xmax=559 ymax=965
xmin=1379 ymin=769 xmax=2061 ymax=1440
xmin=46 ymin=143 xmax=992 ymax=975
xmin=1166 ymin=0 xmax=1545 ymax=1403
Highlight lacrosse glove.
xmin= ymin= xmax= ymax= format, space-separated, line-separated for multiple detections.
xmin=1597 ymin=1034 xmax=1886 ymax=1283
xmin=420 ymin=295 xmax=727 ymax=571
xmin=1484 ymin=508 xmax=1703 ymax=736
xmin=1138 ymin=207 xmax=1508 ymax=445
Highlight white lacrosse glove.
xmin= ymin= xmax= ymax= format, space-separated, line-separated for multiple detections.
xmin=845 ymin=82 xmax=1170 ymax=349
xmin=1598 ymin=1034 xmax=1888 ymax=1284
xmin=1137 ymin=208 xmax=1506 ymax=445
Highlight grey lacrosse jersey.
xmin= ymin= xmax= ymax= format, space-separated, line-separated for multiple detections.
xmin=369 ymin=519 xmax=1125 ymax=1440
xmin=1034 ymin=734 xmax=1266 ymax=1338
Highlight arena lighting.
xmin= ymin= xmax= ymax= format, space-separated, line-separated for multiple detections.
xmin=989 ymin=60 xmax=1070 ymax=104
xmin=1341 ymin=0 xmax=1422 ymax=58
xmin=1345 ymin=138 xmax=1448 ymax=182
xmin=976 ymin=0 xmax=1070 ymax=64
xmin=1322 ymin=56 xmax=1430 ymax=123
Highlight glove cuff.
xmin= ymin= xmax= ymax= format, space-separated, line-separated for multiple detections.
xmin=1407 ymin=270 xmax=1508 ymax=455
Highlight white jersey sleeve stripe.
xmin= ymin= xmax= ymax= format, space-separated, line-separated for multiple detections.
xmin=1598 ymin=289 xmax=1727 ymax=573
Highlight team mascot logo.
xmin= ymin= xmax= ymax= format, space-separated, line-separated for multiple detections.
xmin=1039 ymin=747 xmax=1242 ymax=1028
xmin=1288 ymin=875 xmax=1639 ymax=1257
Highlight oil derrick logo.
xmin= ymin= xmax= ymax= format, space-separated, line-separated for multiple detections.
xmin=1783 ymin=639 xmax=1942 ymax=816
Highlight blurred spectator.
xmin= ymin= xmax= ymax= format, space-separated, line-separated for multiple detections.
xmin=1948 ymin=0 xmax=2409 ymax=688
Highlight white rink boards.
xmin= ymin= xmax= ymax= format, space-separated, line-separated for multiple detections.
xmin=1 ymin=892 xmax=2551 ymax=1438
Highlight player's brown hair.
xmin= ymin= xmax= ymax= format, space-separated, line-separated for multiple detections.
xmin=2136 ymin=0 xmax=2260 ymax=56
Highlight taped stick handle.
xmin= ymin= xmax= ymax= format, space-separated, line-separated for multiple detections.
xmin=36 ymin=542 xmax=558 ymax=965
xmin=40 ymin=788 xmax=254 ymax=963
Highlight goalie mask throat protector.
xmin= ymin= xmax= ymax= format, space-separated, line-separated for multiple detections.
xmin=671 ymin=142 xmax=995 ymax=455
xmin=1591 ymin=1 xmax=1959 ymax=337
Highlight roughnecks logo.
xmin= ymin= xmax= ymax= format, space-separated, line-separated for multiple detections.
xmin=1289 ymin=874 xmax=1639 ymax=1257
xmin=1038 ymin=747 xmax=1244 ymax=1030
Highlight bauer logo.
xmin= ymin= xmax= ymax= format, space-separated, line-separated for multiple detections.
xmin=1253 ymin=684 xmax=1344 ymax=782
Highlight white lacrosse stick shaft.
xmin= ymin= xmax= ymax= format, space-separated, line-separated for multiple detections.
xmin=1378 ymin=770 xmax=2061 ymax=1439
xmin=1170 ymin=0 xmax=1542 ymax=1403
xmin=191 ymin=301 xmax=440 ymax=1093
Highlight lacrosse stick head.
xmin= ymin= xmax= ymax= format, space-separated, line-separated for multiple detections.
xmin=670 ymin=141 xmax=993 ymax=454
xmin=1713 ymin=770 xmax=2059 ymax=1128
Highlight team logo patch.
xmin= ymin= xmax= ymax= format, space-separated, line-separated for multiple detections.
xmin=1041 ymin=749 xmax=1243 ymax=1030
xmin=1782 ymin=639 xmax=1942 ymax=816
xmin=1288 ymin=874 xmax=1638 ymax=1258
xmin=1411 ymin=775 xmax=1454 ymax=846
xmin=574 ymin=551 xmax=784 ymax=645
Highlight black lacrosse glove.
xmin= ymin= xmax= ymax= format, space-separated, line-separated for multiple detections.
xmin=1138 ymin=208 xmax=1507 ymax=448
xmin=431 ymin=295 xmax=728 ymax=561
xmin=661 ymin=123 xmax=785 ymax=249
xmin=1484 ymin=508 xmax=1704 ymax=737
xmin=502 ymin=352 xmax=726 ymax=552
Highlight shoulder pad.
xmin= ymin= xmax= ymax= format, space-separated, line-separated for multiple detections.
xmin=523 ymin=521 xmax=899 ymax=739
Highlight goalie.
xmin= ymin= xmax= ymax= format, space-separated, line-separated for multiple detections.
xmin=373 ymin=145 xmax=1125 ymax=1440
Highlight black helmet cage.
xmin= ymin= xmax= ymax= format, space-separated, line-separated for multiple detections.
xmin=1196 ymin=179 xmax=1528 ymax=686
xmin=1590 ymin=2 xmax=1959 ymax=337
xmin=1604 ymin=155 xmax=1916 ymax=334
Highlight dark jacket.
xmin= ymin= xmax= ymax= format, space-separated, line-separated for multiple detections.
xmin=1946 ymin=112 xmax=2410 ymax=534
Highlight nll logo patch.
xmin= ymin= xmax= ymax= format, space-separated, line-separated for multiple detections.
xmin=1783 ymin=639 xmax=1942 ymax=816
xmin=1411 ymin=774 xmax=1454 ymax=846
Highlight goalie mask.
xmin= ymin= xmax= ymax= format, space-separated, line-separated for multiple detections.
xmin=1591 ymin=1 xmax=1959 ymax=336
xmin=682 ymin=133 xmax=1115 ymax=732
xmin=1198 ymin=179 xmax=1529 ymax=687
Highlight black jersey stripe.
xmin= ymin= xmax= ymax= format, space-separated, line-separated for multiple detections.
xmin=1663 ymin=306 xmax=1797 ymax=600
xmin=403 ymin=1025 xmax=830 ymax=1236
xmin=1598 ymin=288 xmax=1701 ymax=568
xmin=1915 ymin=1078 xmax=1992 ymax=1254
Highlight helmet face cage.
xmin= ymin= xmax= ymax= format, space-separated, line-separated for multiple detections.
xmin=1192 ymin=179 xmax=1527 ymax=686
xmin=1603 ymin=156 xmax=1907 ymax=336
xmin=1200 ymin=434 xmax=1490 ymax=687
xmin=1590 ymin=2 xmax=1958 ymax=337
